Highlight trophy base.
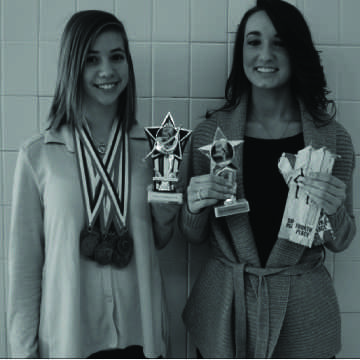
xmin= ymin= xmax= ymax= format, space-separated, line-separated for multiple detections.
xmin=214 ymin=198 xmax=249 ymax=218
xmin=148 ymin=190 xmax=183 ymax=204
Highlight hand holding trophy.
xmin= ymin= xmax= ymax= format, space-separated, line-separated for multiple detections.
xmin=144 ymin=112 xmax=191 ymax=204
xmin=199 ymin=127 xmax=249 ymax=217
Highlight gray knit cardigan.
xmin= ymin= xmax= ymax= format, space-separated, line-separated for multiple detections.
xmin=177 ymin=95 xmax=356 ymax=358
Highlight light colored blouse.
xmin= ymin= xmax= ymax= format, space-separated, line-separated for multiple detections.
xmin=8 ymin=123 xmax=168 ymax=358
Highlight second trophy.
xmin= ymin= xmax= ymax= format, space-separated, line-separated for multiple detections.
xmin=199 ymin=127 xmax=249 ymax=217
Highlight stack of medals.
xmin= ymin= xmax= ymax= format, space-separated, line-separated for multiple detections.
xmin=74 ymin=119 xmax=133 ymax=268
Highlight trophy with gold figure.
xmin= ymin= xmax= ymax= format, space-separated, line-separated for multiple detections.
xmin=199 ymin=127 xmax=249 ymax=217
xmin=144 ymin=112 xmax=191 ymax=204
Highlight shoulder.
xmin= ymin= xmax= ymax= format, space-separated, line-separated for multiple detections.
xmin=333 ymin=120 xmax=354 ymax=147
xmin=333 ymin=120 xmax=355 ymax=163
xmin=20 ymin=133 xmax=44 ymax=152
xmin=19 ymin=134 xmax=46 ymax=164
xmin=329 ymin=120 xmax=356 ymax=179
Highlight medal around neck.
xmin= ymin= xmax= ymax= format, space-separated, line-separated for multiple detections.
xmin=74 ymin=122 xmax=133 ymax=268
xmin=199 ymin=127 xmax=249 ymax=217
xmin=144 ymin=112 xmax=191 ymax=204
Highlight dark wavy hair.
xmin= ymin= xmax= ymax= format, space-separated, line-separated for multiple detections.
xmin=208 ymin=0 xmax=335 ymax=124
xmin=47 ymin=10 xmax=136 ymax=131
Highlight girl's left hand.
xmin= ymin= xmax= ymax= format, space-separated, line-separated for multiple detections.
xmin=297 ymin=172 xmax=346 ymax=215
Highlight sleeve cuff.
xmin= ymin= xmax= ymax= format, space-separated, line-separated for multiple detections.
xmin=179 ymin=203 xmax=211 ymax=240
xmin=328 ymin=203 xmax=346 ymax=231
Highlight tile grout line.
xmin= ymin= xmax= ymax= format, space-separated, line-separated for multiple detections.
xmin=151 ymin=0 xmax=155 ymax=125
xmin=36 ymin=0 xmax=41 ymax=132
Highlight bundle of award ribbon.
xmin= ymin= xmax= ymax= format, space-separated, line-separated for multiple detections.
xmin=73 ymin=119 xmax=133 ymax=268
xmin=278 ymin=145 xmax=338 ymax=247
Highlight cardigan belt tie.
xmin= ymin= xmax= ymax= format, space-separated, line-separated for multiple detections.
xmin=216 ymin=256 xmax=324 ymax=358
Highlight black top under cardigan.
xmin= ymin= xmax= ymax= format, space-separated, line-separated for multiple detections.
xmin=243 ymin=133 xmax=304 ymax=267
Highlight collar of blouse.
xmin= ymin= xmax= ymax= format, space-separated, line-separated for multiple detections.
xmin=43 ymin=122 xmax=145 ymax=152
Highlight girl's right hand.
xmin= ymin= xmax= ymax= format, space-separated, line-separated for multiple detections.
xmin=186 ymin=174 xmax=235 ymax=214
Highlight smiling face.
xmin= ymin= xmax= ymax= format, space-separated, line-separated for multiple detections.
xmin=243 ymin=10 xmax=291 ymax=91
xmin=82 ymin=30 xmax=129 ymax=113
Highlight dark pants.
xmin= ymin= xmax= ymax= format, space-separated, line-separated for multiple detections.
xmin=88 ymin=345 xmax=145 ymax=359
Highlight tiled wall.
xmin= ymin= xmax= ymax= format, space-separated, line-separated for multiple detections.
xmin=0 ymin=0 xmax=359 ymax=358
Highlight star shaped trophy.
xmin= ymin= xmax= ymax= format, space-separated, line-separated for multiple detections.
xmin=199 ymin=127 xmax=249 ymax=217
xmin=144 ymin=112 xmax=192 ymax=204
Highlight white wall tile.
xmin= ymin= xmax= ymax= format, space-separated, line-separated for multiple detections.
xmin=153 ymin=0 xmax=190 ymax=42
xmin=228 ymin=41 xmax=235 ymax=76
xmin=191 ymin=0 xmax=227 ymax=42
xmin=318 ymin=46 xmax=338 ymax=100
xmin=2 ymin=97 xmax=38 ymax=150
xmin=338 ymin=313 xmax=360 ymax=358
xmin=338 ymin=102 xmax=360 ymax=155
xmin=2 ymin=43 xmax=37 ymax=95
xmin=0 ymin=153 xmax=2 ymax=200
xmin=191 ymin=44 xmax=227 ymax=98
xmin=304 ymin=0 xmax=338 ymax=44
xmin=116 ymin=0 xmax=152 ymax=41
xmin=0 ymin=98 xmax=3 ymax=150
xmin=130 ymin=43 xmax=152 ymax=98
xmin=153 ymin=44 xmax=189 ymax=97
xmin=340 ymin=0 xmax=360 ymax=45
xmin=228 ymin=0 xmax=255 ymax=33
xmin=39 ymin=42 xmax=59 ymax=96
xmin=39 ymin=0 xmax=75 ymax=41
xmin=190 ymin=98 xmax=224 ymax=130
xmin=338 ymin=47 xmax=360 ymax=101
xmin=136 ymin=98 xmax=152 ymax=127
xmin=335 ymin=210 xmax=360 ymax=261
xmin=153 ymin=99 xmax=189 ymax=129
xmin=39 ymin=96 xmax=53 ymax=131
xmin=334 ymin=261 xmax=360 ymax=312
xmin=78 ymin=0 xmax=114 ymax=12
xmin=0 ymin=207 xmax=3 ymax=259
xmin=3 ymin=0 xmax=38 ymax=41
xmin=2 ymin=152 xmax=18 ymax=205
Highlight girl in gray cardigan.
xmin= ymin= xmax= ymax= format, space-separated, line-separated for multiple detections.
xmin=177 ymin=0 xmax=356 ymax=358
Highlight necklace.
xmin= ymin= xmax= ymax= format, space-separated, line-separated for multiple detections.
xmin=85 ymin=118 xmax=112 ymax=155
xmin=91 ymin=136 xmax=107 ymax=155
xmin=90 ymin=131 xmax=108 ymax=154
xmin=96 ymin=142 xmax=107 ymax=155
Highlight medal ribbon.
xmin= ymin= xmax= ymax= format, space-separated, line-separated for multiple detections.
xmin=74 ymin=120 xmax=129 ymax=232
xmin=82 ymin=119 xmax=119 ymax=202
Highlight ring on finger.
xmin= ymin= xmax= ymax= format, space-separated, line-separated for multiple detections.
xmin=197 ymin=190 xmax=202 ymax=201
